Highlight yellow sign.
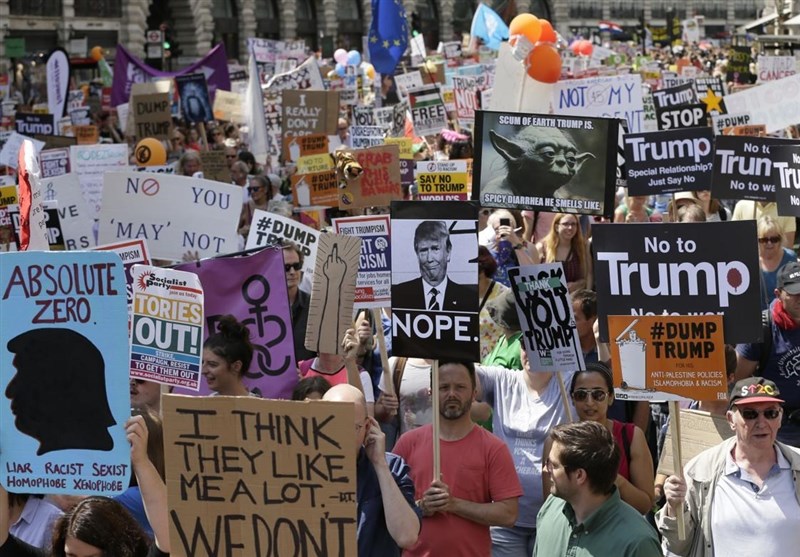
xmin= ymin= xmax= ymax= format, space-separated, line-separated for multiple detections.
xmin=384 ymin=137 xmax=413 ymax=159
xmin=296 ymin=153 xmax=334 ymax=175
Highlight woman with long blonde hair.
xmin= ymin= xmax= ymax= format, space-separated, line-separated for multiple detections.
xmin=536 ymin=213 xmax=591 ymax=292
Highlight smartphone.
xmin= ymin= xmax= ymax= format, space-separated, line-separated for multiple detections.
xmin=500 ymin=218 xmax=511 ymax=227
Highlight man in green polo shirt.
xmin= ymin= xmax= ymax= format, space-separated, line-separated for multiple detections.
xmin=533 ymin=421 xmax=661 ymax=557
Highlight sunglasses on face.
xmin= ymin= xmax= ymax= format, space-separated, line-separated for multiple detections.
xmin=758 ymin=236 xmax=781 ymax=245
xmin=284 ymin=262 xmax=302 ymax=272
xmin=247 ymin=186 xmax=264 ymax=193
xmin=572 ymin=389 xmax=609 ymax=402
xmin=739 ymin=407 xmax=781 ymax=420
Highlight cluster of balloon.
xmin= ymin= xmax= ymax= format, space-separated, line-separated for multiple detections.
xmin=509 ymin=13 xmax=562 ymax=85
xmin=569 ymin=39 xmax=594 ymax=57
xmin=134 ymin=138 xmax=167 ymax=167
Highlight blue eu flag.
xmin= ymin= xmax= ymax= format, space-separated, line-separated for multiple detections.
xmin=368 ymin=0 xmax=409 ymax=75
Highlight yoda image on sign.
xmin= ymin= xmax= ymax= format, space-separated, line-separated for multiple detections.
xmin=485 ymin=127 xmax=595 ymax=199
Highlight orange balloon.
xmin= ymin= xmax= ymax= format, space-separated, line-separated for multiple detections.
xmin=577 ymin=40 xmax=593 ymax=56
xmin=509 ymin=13 xmax=542 ymax=44
xmin=90 ymin=46 xmax=104 ymax=62
xmin=135 ymin=138 xmax=167 ymax=167
xmin=526 ymin=43 xmax=562 ymax=84
xmin=539 ymin=20 xmax=557 ymax=44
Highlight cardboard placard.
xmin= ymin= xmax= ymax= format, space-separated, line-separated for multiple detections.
xmin=623 ymin=127 xmax=714 ymax=195
xmin=338 ymin=144 xmax=402 ymax=209
xmin=73 ymin=125 xmax=99 ymax=145
xmin=725 ymin=72 xmax=800 ymax=133
xmin=408 ymin=86 xmax=448 ymax=137
xmin=40 ymin=172 xmax=95 ymax=250
xmin=296 ymin=153 xmax=334 ymax=175
xmin=724 ymin=124 xmax=766 ymax=137
xmin=711 ymin=112 xmax=751 ymax=136
xmin=350 ymin=125 xmax=385 ymax=148
xmin=244 ymin=210 xmax=320 ymax=277
xmin=283 ymin=134 xmax=329 ymax=162
xmin=552 ymin=74 xmax=645 ymax=133
xmin=390 ymin=201 xmax=479 ymax=361
xmin=332 ymin=215 xmax=392 ymax=308
xmin=473 ymin=111 xmax=618 ymax=216
xmin=710 ymin=136 xmax=796 ymax=202
xmin=657 ymin=409 xmax=734 ymax=476
xmin=510 ymin=263 xmax=585 ymax=372
xmin=304 ymin=233 xmax=362 ymax=354
xmin=199 ymin=150 xmax=232 ymax=183
xmin=162 ymin=395 xmax=356 ymax=557
xmin=0 ymin=251 xmax=131 ymax=495
xmin=292 ymin=170 xmax=338 ymax=207
xmin=98 ymin=171 xmax=241 ymax=261
xmin=726 ymin=46 xmax=754 ymax=85
xmin=757 ymin=56 xmax=797 ymax=82
xmin=281 ymin=90 xmax=339 ymax=136
xmin=592 ymin=222 xmax=761 ymax=344
xmin=132 ymin=92 xmax=172 ymax=139
xmin=212 ymin=89 xmax=245 ymax=124
xmin=130 ymin=265 xmax=203 ymax=390
xmin=609 ymin=315 xmax=727 ymax=402
xmin=452 ymin=76 xmax=479 ymax=128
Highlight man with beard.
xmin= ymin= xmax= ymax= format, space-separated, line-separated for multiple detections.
xmin=392 ymin=361 xmax=523 ymax=557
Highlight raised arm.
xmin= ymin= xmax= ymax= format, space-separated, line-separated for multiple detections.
xmin=127 ymin=416 xmax=170 ymax=553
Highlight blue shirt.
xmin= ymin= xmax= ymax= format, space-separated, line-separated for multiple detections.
xmin=115 ymin=486 xmax=153 ymax=538
xmin=356 ymin=448 xmax=421 ymax=557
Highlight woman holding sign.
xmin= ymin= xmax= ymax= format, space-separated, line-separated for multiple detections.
xmin=543 ymin=362 xmax=655 ymax=515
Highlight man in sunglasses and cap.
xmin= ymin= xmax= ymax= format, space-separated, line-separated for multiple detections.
xmin=736 ymin=261 xmax=800 ymax=447
xmin=657 ymin=377 xmax=800 ymax=557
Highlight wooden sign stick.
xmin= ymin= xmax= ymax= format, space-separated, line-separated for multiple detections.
xmin=668 ymin=400 xmax=687 ymax=541
xmin=371 ymin=308 xmax=396 ymax=418
xmin=198 ymin=122 xmax=209 ymax=151
xmin=432 ymin=359 xmax=441 ymax=480
xmin=556 ymin=372 xmax=574 ymax=423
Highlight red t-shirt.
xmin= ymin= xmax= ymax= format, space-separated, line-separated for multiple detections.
xmin=393 ymin=424 xmax=523 ymax=557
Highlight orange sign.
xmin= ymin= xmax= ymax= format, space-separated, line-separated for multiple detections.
xmin=291 ymin=169 xmax=338 ymax=207
xmin=73 ymin=125 xmax=99 ymax=145
xmin=608 ymin=314 xmax=727 ymax=402
xmin=283 ymin=133 xmax=329 ymax=162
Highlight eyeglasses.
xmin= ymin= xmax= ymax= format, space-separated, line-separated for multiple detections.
xmin=559 ymin=222 xmax=578 ymax=228
xmin=758 ymin=236 xmax=782 ymax=245
xmin=739 ymin=407 xmax=782 ymax=420
xmin=572 ymin=389 xmax=609 ymax=402
xmin=284 ymin=262 xmax=302 ymax=272
xmin=247 ymin=186 xmax=264 ymax=193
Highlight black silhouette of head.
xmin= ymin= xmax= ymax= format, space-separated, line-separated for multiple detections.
xmin=6 ymin=328 xmax=116 ymax=455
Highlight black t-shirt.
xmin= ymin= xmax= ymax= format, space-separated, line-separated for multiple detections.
xmin=0 ymin=535 xmax=46 ymax=557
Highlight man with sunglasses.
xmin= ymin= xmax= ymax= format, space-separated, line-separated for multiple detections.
xmin=736 ymin=262 xmax=800 ymax=447
xmin=657 ymin=377 xmax=800 ymax=557
xmin=282 ymin=241 xmax=316 ymax=361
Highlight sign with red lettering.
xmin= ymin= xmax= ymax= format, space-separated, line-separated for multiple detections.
xmin=338 ymin=144 xmax=402 ymax=209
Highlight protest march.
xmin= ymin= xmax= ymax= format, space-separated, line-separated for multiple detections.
xmin=4 ymin=3 xmax=800 ymax=557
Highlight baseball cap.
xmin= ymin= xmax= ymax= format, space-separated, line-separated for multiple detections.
xmin=728 ymin=377 xmax=784 ymax=410
xmin=778 ymin=262 xmax=800 ymax=295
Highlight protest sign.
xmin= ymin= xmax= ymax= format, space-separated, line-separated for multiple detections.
xmin=173 ymin=248 xmax=297 ymax=398
xmin=609 ymin=314 xmax=727 ymax=405
xmin=40 ymin=173 xmax=95 ymax=250
xmin=292 ymin=170 xmax=338 ymax=207
xmin=0 ymin=251 xmax=131 ymax=495
xmin=415 ymin=160 xmax=469 ymax=200
xmin=68 ymin=106 xmax=91 ymax=126
xmin=473 ymin=111 xmax=617 ymax=216
xmin=15 ymin=113 xmax=54 ymax=136
xmin=332 ymin=215 xmax=391 ymax=308
xmin=623 ymin=127 xmax=714 ymax=195
xmin=711 ymin=112 xmax=751 ymax=135
xmin=658 ymin=409 xmax=733 ymax=476
xmin=725 ymin=124 xmax=766 ymax=137
xmin=73 ymin=125 xmax=100 ymax=145
xmin=283 ymin=134 xmax=329 ymax=162
xmin=509 ymin=264 xmax=585 ymax=372
xmin=452 ymin=76 xmax=479 ymax=128
xmin=693 ymin=76 xmax=726 ymax=99
xmin=710 ymin=136 xmax=797 ymax=202
xmin=724 ymin=72 xmax=800 ymax=134
xmin=162 ymin=395 xmax=356 ymax=557
xmin=296 ymin=153 xmax=334 ymax=175
xmin=40 ymin=148 xmax=70 ymax=177
xmin=394 ymin=71 xmax=424 ymax=99
xmin=655 ymin=103 xmax=706 ymax=130
xmin=282 ymin=90 xmax=339 ymax=136
xmin=94 ymin=239 xmax=152 ymax=319
xmin=0 ymin=133 xmax=44 ymax=169
xmin=339 ymin=144 xmax=402 ymax=209
xmin=176 ymin=74 xmax=213 ymax=124
xmin=41 ymin=201 xmax=65 ymax=250
xmin=245 ymin=210 xmax=319 ymax=277
xmin=199 ymin=150 xmax=231 ymax=183
xmin=98 ymin=171 xmax=241 ymax=261
xmin=772 ymin=143 xmax=800 ymax=217
xmin=304 ymin=233 xmax=361 ymax=354
xmin=408 ymin=86 xmax=448 ymax=136
xmin=726 ymin=46 xmax=754 ymax=85
xmin=592 ymin=222 xmax=760 ymax=343
xmin=552 ymin=74 xmax=645 ymax=133
xmin=70 ymin=144 xmax=130 ymax=217
xmin=212 ymin=89 xmax=245 ymax=123
xmin=265 ymin=56 xmax=325 ymax=91
xmin=385 ymin=137 xmax=414 ymax=185
xmin=130 ymin=265 xmax=203 ymax=390
xmin=391 ymin=201 xmax=479 ymax=361
xmin=132 ymin=92 xmax=172 ymax=139
xmin=350 ymin=125 xmax=385 ymax=148
xmin=651 ymin=83 xmax=697 ymax=110
xmin=757 ymin=56 xmax=797 ymax=82
xmin=0 ymin=185 xmax=17 ymax=252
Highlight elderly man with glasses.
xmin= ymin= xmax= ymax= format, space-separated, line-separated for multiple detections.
xmin=657 ymin=377 xmax=800 ymax=557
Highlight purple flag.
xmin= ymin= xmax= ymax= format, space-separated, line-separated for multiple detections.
xmin=174 ymin=247 xmax=297 ymax=399
xmin=111 ymin=43 xmax=231 ymax=107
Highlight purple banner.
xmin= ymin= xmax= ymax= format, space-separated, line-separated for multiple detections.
xmin=111 ymin=43 xmax=231 ymax=107
xmin=174 ymin=247 xmax=296 ymax=399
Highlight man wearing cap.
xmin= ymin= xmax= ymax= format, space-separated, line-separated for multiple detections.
xmin=656 ymin=377 xmax=800 ymax=557
xmin=736 ymin=261 xmax=800 ymax=447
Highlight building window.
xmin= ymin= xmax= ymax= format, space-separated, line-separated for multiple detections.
xmin=569 ymin=1 xmax=601 ymax=19
xmin=74 ymin=0 xmax=121 ymax=18
xmin=255 ymin=0 xmax=280 ymax=38
xmin=9 ymin=0 xmax=62 ymax=16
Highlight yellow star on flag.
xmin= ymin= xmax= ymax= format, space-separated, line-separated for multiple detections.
xmin=370 ymin=35 xmax=378 ymax=43
xmin=393 ymin=39 xmax=401 ymax=46
xmin=701 ymin=88 xmax=724 ymax=113
xmin=383 ymin=40 xmax=390 ymax=47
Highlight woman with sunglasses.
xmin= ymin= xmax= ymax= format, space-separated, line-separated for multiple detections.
xmin=237 ymin=175 xmax=270 ymax=239
xmin=758 ymin=215 xmax=797 ymax=310
xmin=543 ymin=362 xmax=655 ymax=514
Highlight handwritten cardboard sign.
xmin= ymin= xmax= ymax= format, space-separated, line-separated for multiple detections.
xmin=0 ymin=251 xmax=131 ymax=495
xmin=282 ymin=90 xmax=339 ymax=136
xmin=724 ymin=72 xmax=800 ymax=133
xmin=73 ymin=125 xmax=100 ymax=145
xmin=553 ymin=74 xmax=645 ymax=133
xmin=130 ymin=265 xmax=204 ymax=390
xmin=40 ymin=172 xmax=95 ymax=250
xmin=199 ymin=150 xmax=232 ymax=184
xmin=162 ymin=395 xmax=356 ymax=557
xmin=212 ymin=89 xmax=245 ymax=124
xmin=305 ymin=233 xmax=361 ymax=354
xmin=338 ymin=144 xmax=402 ymax=210
xmin=132 ymin=92 xmax=172 ymax=140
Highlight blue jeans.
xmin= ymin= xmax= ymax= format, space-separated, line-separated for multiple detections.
xmin=491 ymin=525 xmax=536 ymax=557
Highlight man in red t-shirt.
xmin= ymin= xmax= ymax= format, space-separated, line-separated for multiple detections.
xmin=393 ymin=361 xmax=523 ymax=557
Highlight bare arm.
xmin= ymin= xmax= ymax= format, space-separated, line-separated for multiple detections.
xmin=128 ymin=416 xmax=170 ymax=553
xmin=342 ymin=328 xmax=366 ymax=394
xmin=616 ymin=426 xmax=656 ymax=514
xmin=784 ymin=230 xmax=795 ymax=248
xmin=421 ymin=479 xmax=517 ymax=527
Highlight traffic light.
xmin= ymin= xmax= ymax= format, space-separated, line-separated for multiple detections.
xmin=411 ymin=12 xmax=421 ymax=37
xmin=162 ymin=25 xmax=181 ymax=59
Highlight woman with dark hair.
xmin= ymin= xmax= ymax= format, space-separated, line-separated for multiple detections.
xmin=238 ymin=151 xmax=261 ymax=175
xmin=203 ymin=315 xmax=256 ymax=397
xmin=542 ymin=362 xmax=655 ymax=514
xmin=478 ymin=245 xmax=507 ymax=361
xmin=291 ymin=376 xmax=332 ymax=401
